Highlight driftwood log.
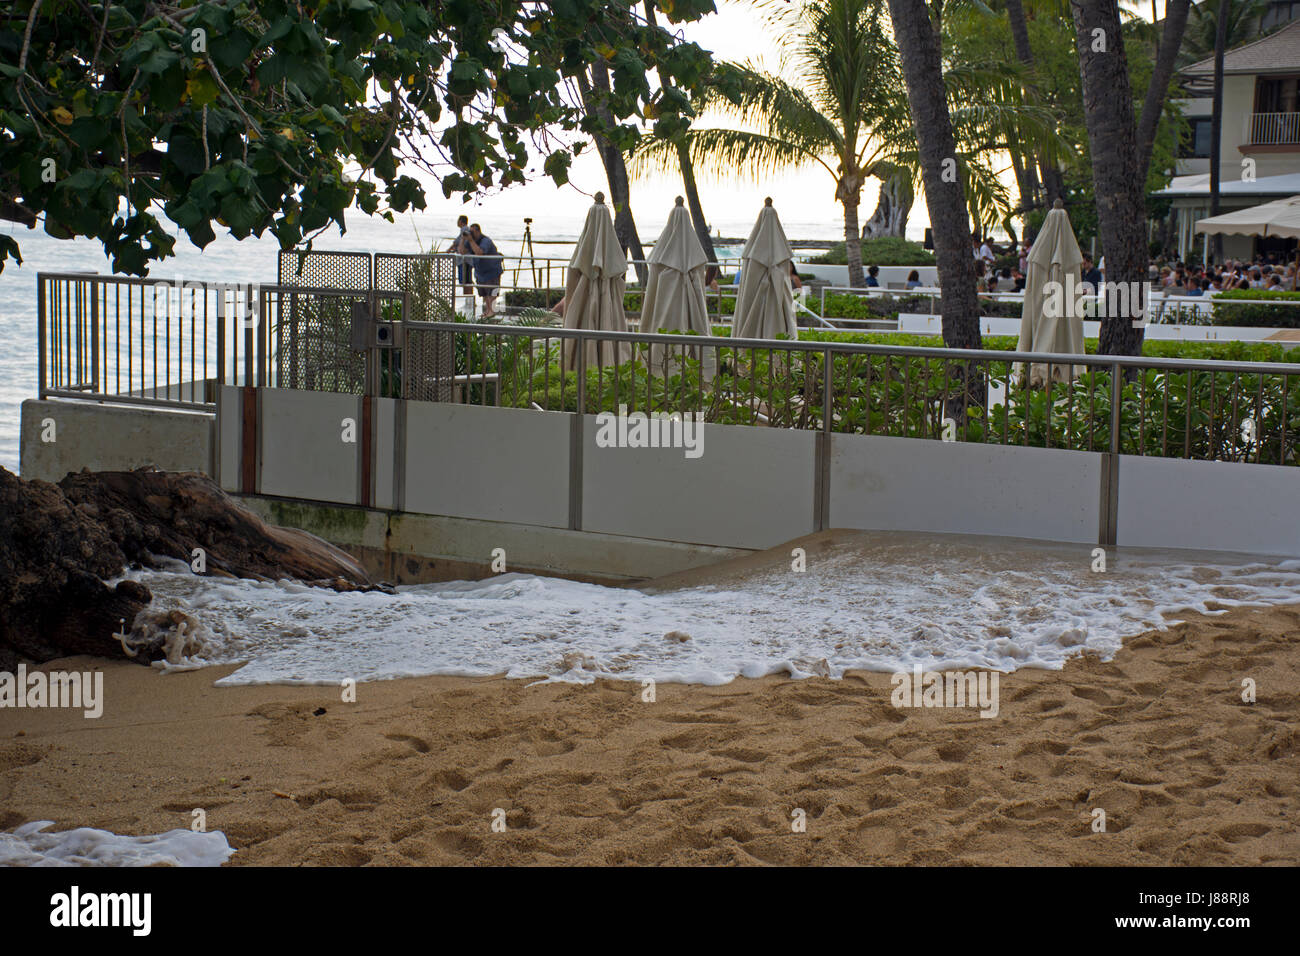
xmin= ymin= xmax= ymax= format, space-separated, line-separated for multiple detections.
xmin=1 ymin=467 xmax=389 ymax=669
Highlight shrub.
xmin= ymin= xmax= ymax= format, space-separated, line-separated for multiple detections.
xmin=808 ymin=237 xmax=935 ymax=266
xmin=503 ymin=287 xmax=565 ymax=309
xmin=1210 ymin=289 xmax=1300 ymax=328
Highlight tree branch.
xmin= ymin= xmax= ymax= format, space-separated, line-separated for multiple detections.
xmin=1135 ymin=0 xmax=1191 ymax=177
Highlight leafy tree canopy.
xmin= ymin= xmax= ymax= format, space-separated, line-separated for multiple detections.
xmin=0 ymin=0 xmax=717 ymax=273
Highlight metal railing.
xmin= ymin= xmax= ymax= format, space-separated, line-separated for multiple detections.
xmin=410 ymin=321 xmax=1300 ymax=465
xmin=427 ymin=252 xmax=747 ymax=296
xmin=1245 ymin=111 xmax=1300 ymax=146
xmin=37 ymin=272 xmax=265 ymax=409
xmin=814 ymin=283 xmax=1300 ymax=326
xmin=37 ymin=272 xmax=1300 ymax=465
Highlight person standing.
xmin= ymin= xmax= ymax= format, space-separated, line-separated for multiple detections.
xmin=450 ymin=215 xmax=474 ymax=295
xmin=979 ymin=236 xmax=997 ymax=265
xmin=466 ymin=223 xmax=503 ymax=316
xmin=1081 ymin=254 xmax=1103 ymax=294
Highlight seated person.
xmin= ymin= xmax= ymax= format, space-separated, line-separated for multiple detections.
xmin=865 ymin=265 xmax=880 ymax=287
xmin=904 ymin=269 xmax=921 ymax=289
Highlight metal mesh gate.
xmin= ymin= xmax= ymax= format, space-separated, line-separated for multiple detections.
xmin=375 ymin=253 xmax=457 ymax=402
xmin=265 ymin=286 xmax=370 ymax=394
xmin=269 ymin=250 xmax=457 ymax=400
xmin=277 ymin=250 xmax=372 ymax=291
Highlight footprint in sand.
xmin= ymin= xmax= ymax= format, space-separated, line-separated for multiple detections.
xmin=384 ymin=733 xmax=431 ymax=754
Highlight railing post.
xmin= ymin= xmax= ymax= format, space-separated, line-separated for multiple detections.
xmin=822 ymin=346 xmax=833 ymax=434
xmin=243 ymin=312 xmax=254 ymax=388
xmin=216 ymin=284 xmax=226 ymax=387
xmin=255 ymin=284 xmax=267 ymax=387
xmin=1109 ymin=361 xmax=1122 ymax=453
xmin=89 ymin=278 xmax=99 ymax=392
xmin=37 ymin=275 xmax=47 ymax=398
xmin=576 ymin=334 xmax=587 ymax=415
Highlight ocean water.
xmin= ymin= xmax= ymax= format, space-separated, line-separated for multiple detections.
xmin=115 ymin=533 xmax=1300 ymax=687
xmin=0 ymin=206 xmax=807 ymax=474
xmin=0 ymin=820 xmax=233 ymax=867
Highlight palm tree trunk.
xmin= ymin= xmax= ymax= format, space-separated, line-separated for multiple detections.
xmin=579 ymin=64 xmax=649 ymax=286
xmin=1135 ymin=0 xmax=1192 ymax=176
xmin=1209 ymin=0 xmax=1230 ymax=263
xmin=643 ymin=1 xmax=718 ymax=263
xmin=677 ymin=140 xmax=718 ymax=262
xmin=1069 ymin=0 xmax=1147 ymax=356
xmin=843 ymin=191 xmax=865 ymax=288
xmin=1004 ymin=0 xmax=1048 ymax=213
xmin=887 ymin=0 xmax=981 ymax=355
xmin=862 ymin=167 xmax=913 ymax=238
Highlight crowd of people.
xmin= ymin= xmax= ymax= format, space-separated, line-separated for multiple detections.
xmin=1152 ymin=259 xmax=1297 ymax=295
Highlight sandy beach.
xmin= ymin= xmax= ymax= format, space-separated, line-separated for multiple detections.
xmin=2 ymin=598 xmax=1297 ymax=866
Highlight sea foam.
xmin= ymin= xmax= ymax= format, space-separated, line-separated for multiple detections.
xmin=112 ymin=532 xmax=1300 ymax=687
xmin=0 ymin=821 xmax=234 ymax=867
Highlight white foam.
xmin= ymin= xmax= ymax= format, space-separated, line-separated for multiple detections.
xmin=113 ymin=534 xmax=1300 ymax=687
xmin=0 ymin=821 xmax=234 ymax=867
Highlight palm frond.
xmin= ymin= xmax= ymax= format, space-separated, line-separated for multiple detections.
xmin=630 ymin=127 xmax=829 ymax=182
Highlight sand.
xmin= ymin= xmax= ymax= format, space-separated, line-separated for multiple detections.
xmin=2 ymin=599 xmax=1297 ymax=866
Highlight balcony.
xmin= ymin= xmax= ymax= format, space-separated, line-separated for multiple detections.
xmin=1243 ymin=111 xmax=1300 ymax=146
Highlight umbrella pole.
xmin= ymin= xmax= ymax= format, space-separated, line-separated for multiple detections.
xmin=1293 ymin=246 xmax=1298 ymax=291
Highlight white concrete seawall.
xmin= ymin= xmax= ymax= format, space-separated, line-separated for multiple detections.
xmin=19 ymin=389 xmax=1300 ymax=577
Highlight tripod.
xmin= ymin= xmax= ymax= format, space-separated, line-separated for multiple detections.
xmin=515 ymin=217 xmax=541 ymax=292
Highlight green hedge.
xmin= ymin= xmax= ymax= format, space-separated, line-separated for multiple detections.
xmin=479 ymin=336 xmax=1299 ymax=464
xmin=808 ymin=237 xmax=935 ymax=266
xmin=1210 ymin=289 xmax=1300 ymax=328
xmin=805 ymin=330 xmax=1300 ymax=363
xmin=503 ymin=288 xmax=565 ymax=309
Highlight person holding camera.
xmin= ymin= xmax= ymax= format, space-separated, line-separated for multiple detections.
xmin=450 ymin=215 xmax=474 ymax=295
xmin=466 ymin=223 xmax=503 ymax=317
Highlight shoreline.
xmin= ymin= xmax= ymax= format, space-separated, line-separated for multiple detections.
xmin=2 ymin=600 xmax=1297 ymax=865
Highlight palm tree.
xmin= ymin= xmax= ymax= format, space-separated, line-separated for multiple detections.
xmin=1180 ymin=0 xmax=1271 ymax=65
xmin=1070 ymin=0 xmax=1191 ymax=356
xmin=631 ymin=0 xmax=1063 ymax=286
xmin=641 ymin=0 xmax=718 ymax=262
xmin=888 ymin=0 xmax=983 ymax=361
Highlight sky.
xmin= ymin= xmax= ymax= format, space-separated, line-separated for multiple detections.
xmin=424 ymin=0 xmax=864 ymax=242
xmin=437 ymin=1 xmax=1167 ymax=244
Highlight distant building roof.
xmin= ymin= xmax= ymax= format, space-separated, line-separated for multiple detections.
xmin=1183 ymin=19 xmax=1300 ymax=76
xmin=1157 ymin=171 xmax=1300 ymax=197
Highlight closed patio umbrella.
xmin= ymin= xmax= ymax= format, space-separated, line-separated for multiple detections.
xmin=1018 ymin=199 xmax=1085 ymax=386
xmin=642 ymin=197 xmax=716 ymax=382
xmin=563 ymin=192 xmax=631 ymax=369
xmin=732 ymin=198 xmax=797 ymax=341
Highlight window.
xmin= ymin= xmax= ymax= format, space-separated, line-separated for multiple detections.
xmin=1254 ymin=75 xmax=1300 ymax=114
xmin=1180 ymin=117 xmax=1213 ymax=158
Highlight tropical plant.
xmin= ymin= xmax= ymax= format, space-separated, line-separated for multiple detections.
xmin=1179 ymin=0 xmax=1273 ymax=65
xmin=1069 ymin=0 xmax=1192 ymax=356
xmin=0 ymin=0 xmax=718 ymax=274
xmin=630 ymin=0 xmax=1065 ymax=289
xmin=809 ymin=237 xmax=935 ymax=265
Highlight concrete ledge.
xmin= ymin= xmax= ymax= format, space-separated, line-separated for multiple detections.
xmin=236 ymin=495 xmax=750 ymax=585
xmin=20 ymin=399 xmax=214 ymax=482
